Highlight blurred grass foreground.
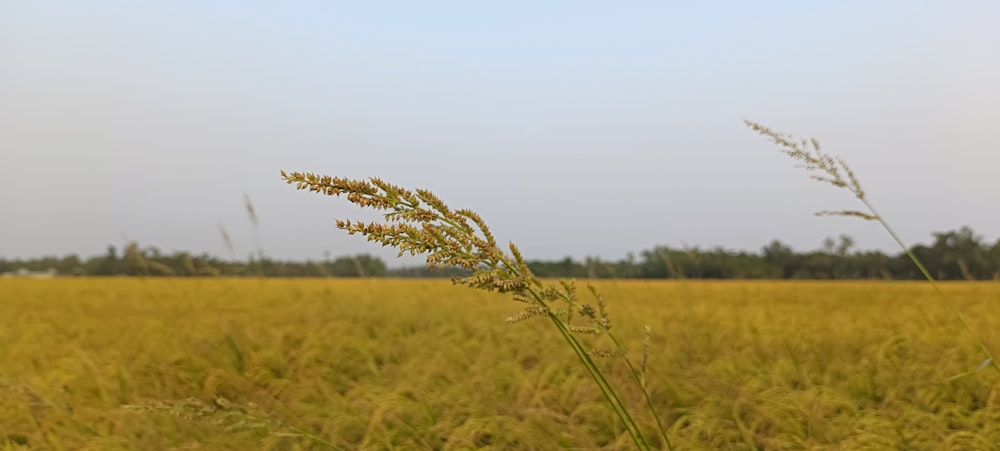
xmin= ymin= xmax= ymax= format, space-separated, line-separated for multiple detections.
xmin=2 ymin=278 xmax=1000 ymax=449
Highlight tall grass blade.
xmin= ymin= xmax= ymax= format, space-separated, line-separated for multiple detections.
xmin=745 ymin=120 xmax=1000 ymax=376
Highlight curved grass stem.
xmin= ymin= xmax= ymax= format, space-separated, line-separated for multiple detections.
xmin=606 ymin=332 xmax=674 ymax=450
xmin=281 ymin=171 xmax=672 ymax=449
xmin=544 ymin=309 xmax=649 ymax=450
xmin=746 ymin=120 xmax=1000 ymax=377
xmin=861 ymin=198 xmax=1000 ymax=374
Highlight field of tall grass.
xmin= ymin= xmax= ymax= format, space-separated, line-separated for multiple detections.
xmin=2 ymin=278 xmax=999 ymax=449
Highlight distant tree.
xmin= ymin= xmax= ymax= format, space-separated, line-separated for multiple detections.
xmin=762 ymin=240 xmax=796 ymax=278
xmin=324 ymin=254 xmax=386 ymax=277
xmin=95 ymin=245 xmax=120 ymax=276
xmin=58 ymin=254 xmax=83 ymax=275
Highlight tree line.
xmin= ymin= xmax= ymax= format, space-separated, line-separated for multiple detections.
xmin=3 ymin=226 xmax=998 ymax=280
xmin=0 ymin=242 xmax=387 ymax=278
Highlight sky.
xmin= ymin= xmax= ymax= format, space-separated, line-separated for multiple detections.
xmin=2 ymin=1 xmax=999 ymax=265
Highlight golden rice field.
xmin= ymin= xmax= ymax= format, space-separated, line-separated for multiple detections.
xmin=2 ymin=278 xmax=1000 ymax=450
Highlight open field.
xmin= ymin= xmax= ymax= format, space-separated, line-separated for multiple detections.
xmin=2 ymin=278 xmax=1000 ymax=449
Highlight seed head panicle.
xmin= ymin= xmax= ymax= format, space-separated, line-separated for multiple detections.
xmin=506 ymin=306 xmax=549 ymax=324
xmin=639 ymin=325 xmax=652 ymax=388
xmin=282 ymin=170 xmax=669 ymax=449
xmin=815 ymin=210 xmax=879 ymax=221
xmin=282 ymin=171 xmax=624 ymax=333
xmin=743 ymin=121 xmax=875 ymax=221
xmin=283 ymin=171 xmax=501 ymax=268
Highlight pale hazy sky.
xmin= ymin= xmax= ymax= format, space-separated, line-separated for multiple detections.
xmin=2 ymin=1 xmax=998 ymax=264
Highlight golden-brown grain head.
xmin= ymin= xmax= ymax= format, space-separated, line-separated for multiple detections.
xmin=281 ymin=170 xmax=671 ymax=449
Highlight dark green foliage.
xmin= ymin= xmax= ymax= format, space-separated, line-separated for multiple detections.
xmin=3 ymin=227 xmax=998 ymax=279
xmin=0 ymin=246 xmax=386 ymax=278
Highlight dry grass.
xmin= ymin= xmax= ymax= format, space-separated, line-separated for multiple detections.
xmin=2 ymin=278 xmax=999 ymax=449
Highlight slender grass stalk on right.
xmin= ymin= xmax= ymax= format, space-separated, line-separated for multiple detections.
xmin=745 ymin=120 xmax=998 ymax=376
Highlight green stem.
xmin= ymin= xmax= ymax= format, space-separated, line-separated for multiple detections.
xmin=607 ymin=332 xmax=674 ymax=451
xmin=477 ymin=247 xmax=651 ymax=446
xmin=861 ymin=197 xmax=999 ymax=374
xmin=543 ymin=308 xmax=649 ymax=449
xmin=381 ymin=191 xmax=657 ymax=447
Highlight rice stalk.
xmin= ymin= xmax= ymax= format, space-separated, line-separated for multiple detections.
xmin=281 ymin=170 xmax=672 ymax=450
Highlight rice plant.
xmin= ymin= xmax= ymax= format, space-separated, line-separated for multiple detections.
xmin=281 ymin=171 xmax=672 ymax=450
xmin=6 ymin=278 xmax=1000 ymax=448
xmin=744 ymin=120 xmax=998 ymax=376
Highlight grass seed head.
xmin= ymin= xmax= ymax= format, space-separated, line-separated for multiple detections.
xmin=744 ymin=120 xmax=874 ymax=219
xmin=282 ymin=170 xmax=664 ymax=449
